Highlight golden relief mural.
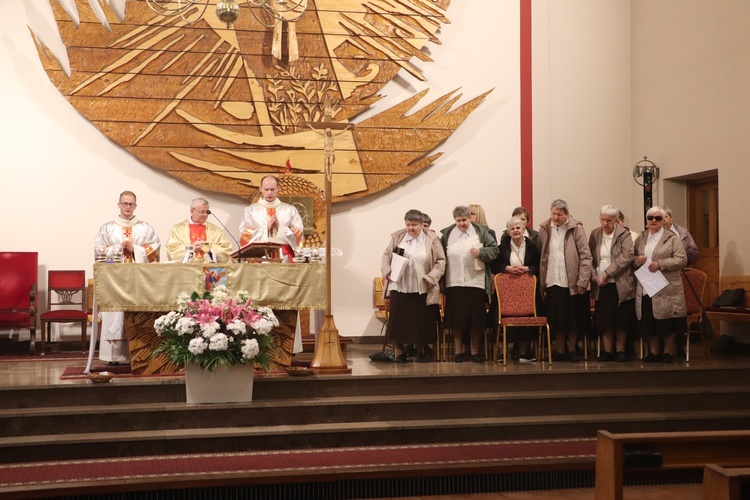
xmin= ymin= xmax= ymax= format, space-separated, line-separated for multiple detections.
xmin=32 ymin=0 xmax=491 ymax=204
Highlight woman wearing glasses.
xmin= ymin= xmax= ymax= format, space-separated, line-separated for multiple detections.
xmin=633 ymin=206 xmax=687 ymax=363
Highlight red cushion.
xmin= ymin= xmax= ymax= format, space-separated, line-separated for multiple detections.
xmin=40 ymin=310 xmax=88 ymax=321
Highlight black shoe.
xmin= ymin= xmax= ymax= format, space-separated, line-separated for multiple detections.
xmin=404 ymin=345 xmax=418 ymax=357
xmin=661 ymin=353 xmax=674 ymax=364
xmin=641 ymin=353 xmax=662 ymax=363
xmin=454 ymin=352 xmax=468 ymax=363
xmin=568 ymin=351 xmax=581 ymax=363
xmin=470 ymin=353 xmax=484 ymax=363
xmin=510 ymin=348 xmax=520 ymax=362
xmin=615 ymin=351 xmax=628 ymax=362
xmin=417 ymin=353 xmax=432 ymax=363
xmin=395 ymin=353 xmax=408 ymax=364
xmin=597 ymin=351 xmax=614 ymax=362
xmin=552 ymin=352 xmax=567 ymax=362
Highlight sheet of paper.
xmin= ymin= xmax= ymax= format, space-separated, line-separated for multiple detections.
xmin=634 ymin=261 xmax=669 ymax=297
xmin=389 ymin=252 xmax=408 ymax=282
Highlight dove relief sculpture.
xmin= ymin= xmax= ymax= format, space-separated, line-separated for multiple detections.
xmin=31 ymin=0 xmax=491 ymax=211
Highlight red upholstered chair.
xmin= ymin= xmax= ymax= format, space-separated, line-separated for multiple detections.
xmin=0 ymin=252 xmax=38 ymax=352
xmin=494 ymin=273 xmax=552 ymax=366
xmin=681 ymin=267 xmax=708 ymax=362
xmin=40 ymin=270 xmax=88 ymax=354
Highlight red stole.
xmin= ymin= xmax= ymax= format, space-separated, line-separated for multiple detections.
xmin=189 ymin=224 xmax=207 ymax=258
xmin=121 ymin=226 xmax=133 ymax=263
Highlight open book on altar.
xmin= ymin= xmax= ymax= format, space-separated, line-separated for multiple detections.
xmin=231 ymin=241 xmax=294 ymax=262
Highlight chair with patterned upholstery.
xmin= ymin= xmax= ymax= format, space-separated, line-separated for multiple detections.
xmin=40 ymin=270 xmax=88 ymax=354
xmin=681 ymin=267 xmax=708 ymax=362
xmin=494 ymin=273 xmax=552 ymax=366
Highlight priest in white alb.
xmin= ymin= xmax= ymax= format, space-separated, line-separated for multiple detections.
xmin=239 ymin=175 xmax=304 ymax=261
xmin=239 ymin=175 xmax=305 ymax=365
xmin=165 ymin=198 xmax=234 ymax=263
xmin=93 ymin=191 xmax=160 ymax=364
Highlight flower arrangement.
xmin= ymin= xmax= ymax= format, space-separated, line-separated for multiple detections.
xmin=153 ymin=285 xmax=278 ymax=372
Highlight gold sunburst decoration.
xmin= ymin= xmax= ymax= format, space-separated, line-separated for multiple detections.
xmin=32 ymin=0 xmax=492 ymax=203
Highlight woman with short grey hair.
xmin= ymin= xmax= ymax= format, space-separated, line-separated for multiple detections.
xmin=440 ymin=206 xmax=499 ymax=363
xmin=381 ymin=209 xmax=446 ymax=363
xmin=589 ymin=205 xmax=636 ymax=362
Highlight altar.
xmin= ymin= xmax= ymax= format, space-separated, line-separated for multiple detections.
xmin=90 ymin=262 xmax=326 ymax=374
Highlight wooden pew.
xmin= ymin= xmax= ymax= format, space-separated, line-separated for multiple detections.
xmin=595 ymin=430 xmax=750 ymax=500
xmin=703 ymin=464 xmax=750 ymax=500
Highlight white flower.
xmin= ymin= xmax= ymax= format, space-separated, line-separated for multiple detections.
xmin=188 ymin=337 xmax=207 ymax=355
xmin=237 ymin=290 xmax=250 ymax=303
xmin=241 ymin=338 xmax=259 ymax=359
xmin=176 ymin=317 xmax=196 ymax=336
xmin=226 ymin=319 xmax=247 ymax=335
xmin=176 ymin=292 xmax=191 ymax=312
xmin=210 ymin=285 xmax=229 ymax=304
xmin=200 ymin=321 xmax=219 ymax=338
xmin=250 ymin=317 xmax=275 ymax=335
xmin=208 ymin=333 xmax=229 ymax=351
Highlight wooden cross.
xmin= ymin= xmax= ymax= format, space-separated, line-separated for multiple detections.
xmin=305 ymin=98 xmax=352 ymax=374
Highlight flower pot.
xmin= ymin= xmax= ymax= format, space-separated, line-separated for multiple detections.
xmin=184 ymin=363 xmax=254 ymax=404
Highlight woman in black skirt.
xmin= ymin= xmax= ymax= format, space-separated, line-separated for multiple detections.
xmin=633 ymin=206 xmax=688 ymax=364
xmin=440 ymin=206 xmax=499 ymax=363
xmin=589 ymin=205 xmax=636 ymax=362
xmin=381 ymin=209 xmax=446 ymax=363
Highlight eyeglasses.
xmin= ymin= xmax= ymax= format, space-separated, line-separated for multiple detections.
xmin=646 ymin=215 xmax=663 ymax=221
xmin=119 ymin=202 xmax=136 ymax=207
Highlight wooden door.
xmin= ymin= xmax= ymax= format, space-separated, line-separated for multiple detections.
xmin=687 ymin=179 xmax=719 ymax=306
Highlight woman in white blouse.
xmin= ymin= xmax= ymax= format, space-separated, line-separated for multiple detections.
xmin=381 ymin=210 xmax=446 ymax=363
xmin=589 ymin=205 xmax=636 ymax=362
xmin=440 ymin=206 xmax=499 ymax=363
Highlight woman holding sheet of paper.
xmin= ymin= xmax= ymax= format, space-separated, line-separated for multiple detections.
xmin=633 ymin=205 xmax=688 ymax=363
xmin=381 ymin=209 xmax=446 ymax=363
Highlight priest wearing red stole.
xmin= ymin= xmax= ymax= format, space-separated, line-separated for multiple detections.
xmin=165 ymin=198 xmax=234 ymax=263
xmin=94 ymin=191 xmax=160 ymax=364
xmin=239 ymin=175 xmax=304 ymax=261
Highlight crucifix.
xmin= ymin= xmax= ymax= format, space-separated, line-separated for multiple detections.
xmin=305 ymin=98 xmax=352 ymax=374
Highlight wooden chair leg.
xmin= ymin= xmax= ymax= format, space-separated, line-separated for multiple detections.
xmin=503 ymin=326 xmax=508 ymax=366
xmin=40 ymin=321 xmax=46 ymax=355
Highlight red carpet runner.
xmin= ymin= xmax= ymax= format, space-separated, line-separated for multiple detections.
xmin=0 ymin=439 xmax=595 ymax=492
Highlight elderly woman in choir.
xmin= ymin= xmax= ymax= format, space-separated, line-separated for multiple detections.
xmin=589 ymin=205 xmax=636 ymax=362
xmin=381 ymin=209 xmax=446 ymax=363
xmin=491 ymin=216 xmax=541 ymax=362
xmin=633 ymin=206 xmax=688 ymax=363
xmin=440 ymin=206 xmax=499 ymax=363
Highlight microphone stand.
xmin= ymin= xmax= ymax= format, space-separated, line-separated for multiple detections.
xmin=207 ymin=210 xmax=244 ymax=262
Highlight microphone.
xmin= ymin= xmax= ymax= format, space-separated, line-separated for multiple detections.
xmin=207 ymin=210 xmax=245 ymax=262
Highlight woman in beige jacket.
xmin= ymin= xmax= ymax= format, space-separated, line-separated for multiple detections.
xmin=633 ymin=206 xmax=688 ymax=363
xmin=381 ymin=209 xmax=446 ymax=363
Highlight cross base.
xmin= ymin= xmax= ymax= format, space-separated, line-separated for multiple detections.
xmin=310 ymin=315 xmax=351 ymax=374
